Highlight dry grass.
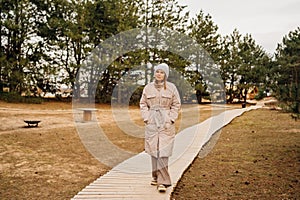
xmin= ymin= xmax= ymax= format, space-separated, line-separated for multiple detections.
xmin=1 ymin=101 xmax=298 ymax=199
xmin=172 ymin=109 xmax=300 ymax=200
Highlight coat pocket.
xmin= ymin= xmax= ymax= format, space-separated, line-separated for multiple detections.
xmin=161 ymin=92 xmax=172 ymax=106
xmin=164 ymin=122 xmax=175 ymax=136
xmin=146 ymin=93 xmax=156 ymax=107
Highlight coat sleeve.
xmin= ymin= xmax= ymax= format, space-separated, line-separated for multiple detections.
xmin=139 ymin=87 xmax=149 ymax=122
xmin=169 ymin=85 xmax=181 ymax=122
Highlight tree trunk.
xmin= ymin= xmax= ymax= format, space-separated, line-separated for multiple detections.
xmin=196 ymin=90 xmax=202 ymax=104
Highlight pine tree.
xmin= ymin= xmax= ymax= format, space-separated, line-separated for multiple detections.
xmin=220 ymin=30 xmax=269 ymax=103
xmin=187 ymin=10 xmax=221 ymax=103
xmin=273 ymin=27 xmax=300 ymax=113
xmin=0 ymin=0 xmax=40 ymax=93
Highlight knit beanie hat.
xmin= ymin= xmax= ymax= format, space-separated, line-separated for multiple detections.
xmin=154 ymin=63 xmax=169 ymax=79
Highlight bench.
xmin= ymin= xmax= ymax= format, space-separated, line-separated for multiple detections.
xmin=291 ymin=113 xmax=300 ymax=121
xmin=24 ymin=120 xmax=41 ymax=127
xmin=77 ymin=108 xmax=98 ymax=121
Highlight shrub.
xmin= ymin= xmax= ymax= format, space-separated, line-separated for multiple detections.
xmin=0 ymin=92 xmax=43 ymax=104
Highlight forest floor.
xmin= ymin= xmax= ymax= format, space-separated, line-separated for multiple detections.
xmin=0 ymin=100 xmax=299 ymax=199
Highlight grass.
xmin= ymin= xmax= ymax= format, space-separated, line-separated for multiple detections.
xmin=0 ymin=102 xmax=299 ymax=199
xmin=171 ymin=109 xmax=300 ymax=199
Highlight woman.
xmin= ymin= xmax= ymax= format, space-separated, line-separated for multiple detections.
xmin=140 ymin=63 xmax=181 ymax=192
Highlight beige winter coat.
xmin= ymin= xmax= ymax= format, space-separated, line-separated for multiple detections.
xmin=140 ymin=81 xmax=181 ymax=158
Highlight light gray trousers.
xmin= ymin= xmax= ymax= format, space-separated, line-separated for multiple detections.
xmin=151 ymin=156 xmax=171 ymax=187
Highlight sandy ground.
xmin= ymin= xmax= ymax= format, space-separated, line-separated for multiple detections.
xmin=0 ymin=100 xmax=242 ymax=199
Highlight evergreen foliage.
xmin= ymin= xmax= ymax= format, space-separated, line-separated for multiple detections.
xmin=273 ymin=27 xmax=300 ymax=113
xmin=0 ymin=0 xmax=297 ymax=108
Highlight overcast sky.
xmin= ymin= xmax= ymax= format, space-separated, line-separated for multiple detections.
xmin=177 ymin=0 xmax=300 ymax=55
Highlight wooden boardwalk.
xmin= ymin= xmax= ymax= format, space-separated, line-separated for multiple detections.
xmin=72 ymin=105 xmax=262 ymax=200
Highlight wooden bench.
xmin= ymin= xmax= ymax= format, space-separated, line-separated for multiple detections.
xmin=24 ymin=120 xmax=41 ymax=127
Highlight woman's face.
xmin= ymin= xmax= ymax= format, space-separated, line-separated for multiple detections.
xmin=155 ymin=69 xmax=165 ymax=81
